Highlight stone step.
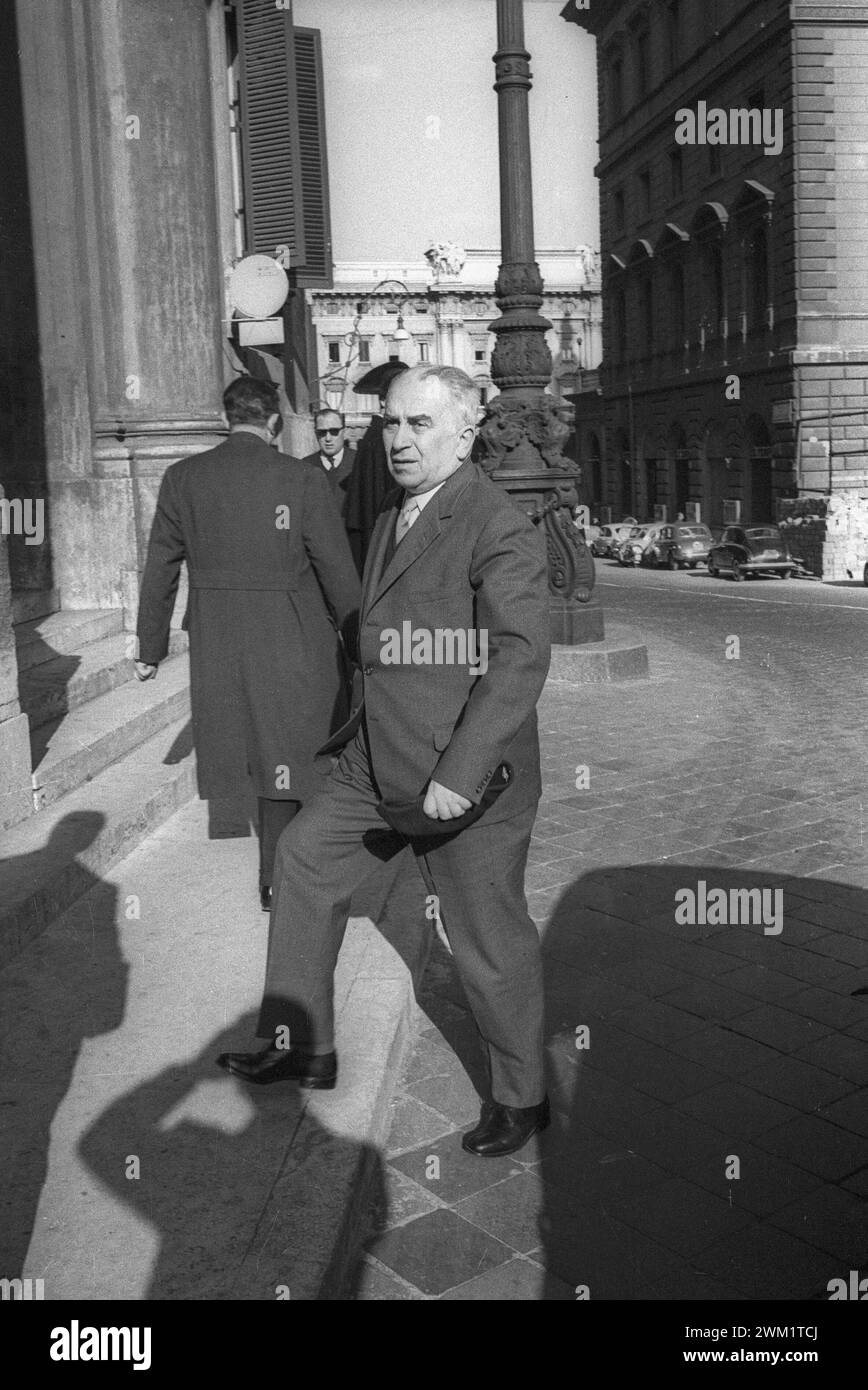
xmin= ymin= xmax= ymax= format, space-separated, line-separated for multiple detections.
xmin=18 ymin=629 xmax=188 ymax=733
xmin=0 ymin=714 xmax=197 ymax=969
xmin=11 ymin=587 xmax=60 ymax=625
xmin=15 ymin=609 xmax=124 ymax=672
xmin=31 ymin=653 xmax=191 ymax=809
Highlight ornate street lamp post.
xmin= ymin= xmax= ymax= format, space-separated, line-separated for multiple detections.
xmin=315 ymin=279 xmax=413 ymax=410
xmin=479 ymin=0 xmax=601 ymax=643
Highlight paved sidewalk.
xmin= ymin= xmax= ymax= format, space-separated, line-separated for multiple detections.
xmin=0 ymin=799 xmax=427 ymax=1300
xmin=357 ymin=631 xmax=868 ymax=1299
xmin=5 ymin=619 xmax=868 ymax=1300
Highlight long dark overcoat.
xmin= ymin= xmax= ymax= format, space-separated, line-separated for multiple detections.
xmin=136 ymin=431 xmax=360 ymax=803
xmin=343 ymin=416 xmax=393 ymax=572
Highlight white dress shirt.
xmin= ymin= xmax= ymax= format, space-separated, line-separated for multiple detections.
xmin=395 ymin=480 xmax=447 ymax=543
xmin=319 ymin=447 xmax=345 ymax=471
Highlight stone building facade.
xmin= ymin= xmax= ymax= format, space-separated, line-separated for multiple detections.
xmin=564 ymin=0 xmax=868 ymax=578
xmin=306 ymin=248 xmax=602 ymax=450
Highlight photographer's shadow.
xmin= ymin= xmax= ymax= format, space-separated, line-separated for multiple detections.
xmin=78 ymin=1011 xmax=386 ymax=1300
xmin=0 ymin=811 xmax=122 ymax=1280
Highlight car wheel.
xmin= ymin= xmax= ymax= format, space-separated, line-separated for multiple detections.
xmin=689 ymin=561 xmax=698 ymax=569
xmin=779 ymin=569 xmax=791 ymax=580
xmin=731 ymin=564 xmax=744 ymax=582
xmin=708 ymin=559 xmax=718 ymax=577
xmin=647 ymin=551 xmax=657 ymax=568
xmin=863 ymin=562 xmax=868 ymax=587
xmin=667 ymin=553 xmax=679 ymax=571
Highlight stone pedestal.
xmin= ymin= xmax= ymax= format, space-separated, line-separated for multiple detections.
xmin=551 ymin=596 xmax=604 ymax=645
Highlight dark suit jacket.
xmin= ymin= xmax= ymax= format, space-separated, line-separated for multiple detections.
xmin=330 ymin=459 xmax=551 ymax=823
xmin=137 ymin=432 xmax=360 ymax=802
xmin=300 ymin=446 xmax=356 ymax=519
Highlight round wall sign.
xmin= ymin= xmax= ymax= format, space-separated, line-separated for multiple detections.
xmin=228 ymin=255 xmax=289 ymax=319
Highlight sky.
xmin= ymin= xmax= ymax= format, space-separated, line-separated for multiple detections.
xmin=293 ymin=0 xmax=599 ymax=264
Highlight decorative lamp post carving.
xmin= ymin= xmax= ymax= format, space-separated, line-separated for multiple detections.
xmin=478 ymin=0 xmax=601 ymax=644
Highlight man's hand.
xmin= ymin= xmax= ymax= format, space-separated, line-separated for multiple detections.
xmin=135 ymin=661 xmax=158 ymax=682
xmin=423 ymin=780 xmax=472 ymax=821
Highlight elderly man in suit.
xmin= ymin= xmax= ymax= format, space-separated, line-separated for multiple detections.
xmin=218 ymin=365 xmax=552 ymax=1157
xmin=135 ymin=377 xmax=360 ymax=911
xmin=300 ymin=408 xmax=356 ymax=517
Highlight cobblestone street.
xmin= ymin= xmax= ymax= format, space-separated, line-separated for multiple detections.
xmin=358 ymin=568 xmax=868 ymax=1299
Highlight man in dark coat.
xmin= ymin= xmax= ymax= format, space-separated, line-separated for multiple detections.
xmin=299 ymin=407 xmax=357 ymax=519
xmin=135 ymin=376 xmax=360 ymax=909
xmin=218 ymin=365 xmax=553 ymax=1159
xmin=343 ymin=361 xmax=408 ymax=573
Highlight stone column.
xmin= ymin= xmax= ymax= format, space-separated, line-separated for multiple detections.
xmin=16 ymin=0 xmax=227 ymax=620
xmin=478 ymin=0 xmax=600 ymax=643
xmin=86 ymin=0 xmax=227 ymax=623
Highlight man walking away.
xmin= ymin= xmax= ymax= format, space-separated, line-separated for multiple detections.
xmin=135 ymin=377 xmax=360 ymax=911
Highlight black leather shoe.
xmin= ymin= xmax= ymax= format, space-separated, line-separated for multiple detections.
xmin=216 ymin=1045 xmax=337 ymax=1089
xmin=462 ymin=1096 xmax=550 ymax=1157
xmin=259 ymin=886 xmax=272 ymax=912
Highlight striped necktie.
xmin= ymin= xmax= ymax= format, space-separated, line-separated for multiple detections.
xmin=395 ymin=499 xmax=419 ymax=545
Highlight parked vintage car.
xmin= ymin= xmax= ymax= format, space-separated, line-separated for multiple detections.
xmin=591 ymin=523 xmax=635 ymax=558
xmin=616 ymin=522 xmax=666 ymax=565
xmin=707 ymin=525 xmax=794 ymax=580
xmin=645 ymin=522 xmax=714 ymax=570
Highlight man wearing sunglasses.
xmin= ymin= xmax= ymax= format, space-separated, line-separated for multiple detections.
xmin=301 ymin=409 xmax=357 ymax=519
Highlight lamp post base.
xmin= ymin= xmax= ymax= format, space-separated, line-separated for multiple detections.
xmin=550 ymin=595 xmax=604 ymax=645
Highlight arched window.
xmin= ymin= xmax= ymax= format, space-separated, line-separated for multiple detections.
xmin=614 ymin=428 xmax=632 ymax=517
xmin=627 ymin=240 xmax=654 ymax=361
xmin=667 ymin=0 xmax=681 ymax=69
xmin=747 ymin=223 xmax=768 ymax=334
xmin=734 ymin=181 xmax=774 ymax=341
xmin=670 ymin=262 xmax=686 ymax=349
xmin=613 ymin=285 xmax=627 ymax=361
xmin=702 ymin=241 xmax=724 ymax=334
xmin=670 ymin=424 xmax=690 ymax=519
xmin=605 ymin=40 xmax=625 ymax=122
xmin=690 ymin=203 xmax=729 ymax=347
xmin=641 ymin=276 xmax=654 ymax=357
xmin=655 ymin=224 xmax=689 ymax=357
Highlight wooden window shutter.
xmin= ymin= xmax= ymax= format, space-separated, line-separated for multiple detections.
xmin=236 ymin=0 xmax=307 ymax=264
xmin=294 ymin=28 xmax=333 ymax=287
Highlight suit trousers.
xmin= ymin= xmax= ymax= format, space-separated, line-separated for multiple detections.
xmin=257 ymin=798 xmax=301 ymax=889
xmin=257 ymin=726 xmax=545 ymax=1108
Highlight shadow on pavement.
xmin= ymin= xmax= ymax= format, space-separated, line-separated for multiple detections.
xmin=538 ymin=862 xmax=868 ymax=1300
xmin=15 ymin=626 xmax=82 ymax=773
xmin=78 ymin=1011 xmax=387 ymax=1301
xmin=0 ymin=811 xmax=122 ymax=1279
